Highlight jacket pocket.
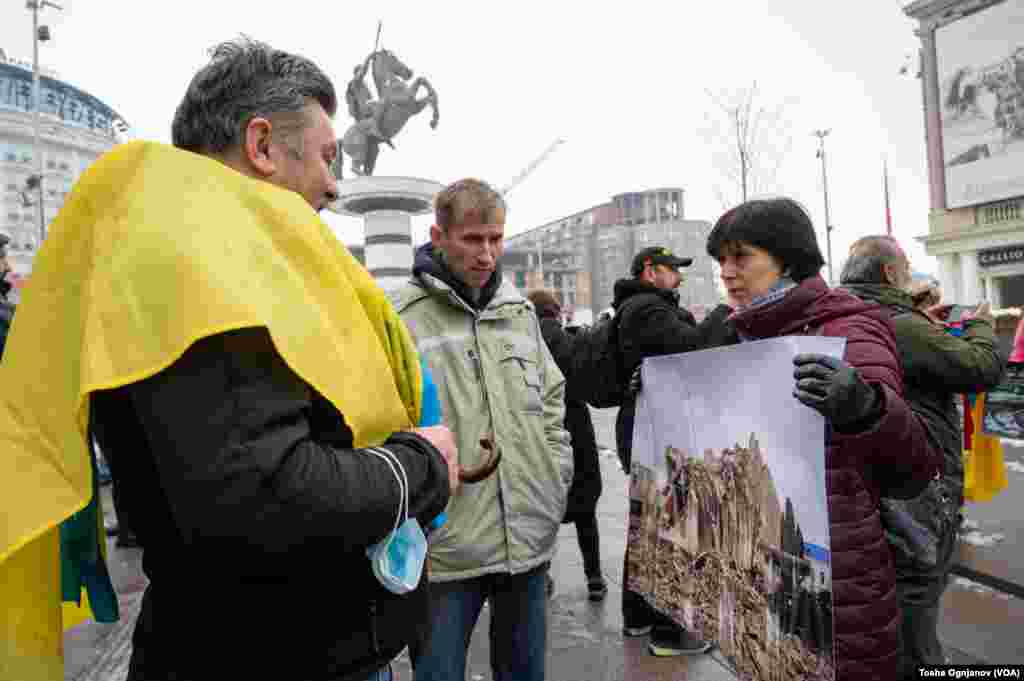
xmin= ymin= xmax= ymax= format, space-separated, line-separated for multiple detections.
xmin=499 ymin=342 xmax=543 ymax=414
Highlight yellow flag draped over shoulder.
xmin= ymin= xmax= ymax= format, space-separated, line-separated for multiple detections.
xmin=0 ymin=140 xmax=423 ymax=678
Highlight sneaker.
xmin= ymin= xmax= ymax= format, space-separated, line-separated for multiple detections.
xmin=648 ymin=629 xmax=712 ymax=656
xmin=587 ymin=576 xmax=608 ymax=602
xmin=622 ymin=624 xmax=653 ymax=637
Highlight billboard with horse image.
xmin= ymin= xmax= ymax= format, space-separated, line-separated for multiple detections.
xmin=936 ymin=0 xmax=1024 ymax=208
xmin=627 ymin=337 xmax=844 ymax=681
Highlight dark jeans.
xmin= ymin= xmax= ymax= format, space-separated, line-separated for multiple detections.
xmin=410 ymin=563 xmax=548 ymax=681
xmin=364 ymin=666 xmax=392 ymax=681
xmin=622 ymin=547 xmax=684 ymax=643
xmin=895 ymin=531 xmax=957 ymax=680
xmin=567 ymin=511 xmax=602 ymax=579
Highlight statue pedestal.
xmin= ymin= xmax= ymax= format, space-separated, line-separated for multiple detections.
xmin=329 ymin=176 xmax=444 ymax=292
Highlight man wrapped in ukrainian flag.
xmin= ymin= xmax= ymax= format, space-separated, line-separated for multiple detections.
xmin=0 ymin=37 xmax=457 ymax=681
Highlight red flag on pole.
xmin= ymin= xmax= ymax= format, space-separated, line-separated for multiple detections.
xmin=884 ymin=159 xmax=893 ymax=236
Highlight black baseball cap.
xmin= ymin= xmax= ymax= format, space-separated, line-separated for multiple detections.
xmin=631 ymin=246 xmax=693 ymax=276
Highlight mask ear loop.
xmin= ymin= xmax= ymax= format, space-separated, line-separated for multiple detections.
xmin=373 ymin=447 xmax=410 ymax=526
xmin=365 ymin=448 xmax=408 ymax=541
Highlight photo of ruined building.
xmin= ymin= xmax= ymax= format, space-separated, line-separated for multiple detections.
xmin=627 ymin=433 xmax=834 ymax=681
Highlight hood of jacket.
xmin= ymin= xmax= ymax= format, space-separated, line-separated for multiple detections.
xmin=731 ymin=275 xmax=884 ymax=339
xmin=839 ymin=283 xmax=917 ymax=316
xmin=611 ymin=277 xmax=679 ymax=310
xmin=412 ymin=242 xmax=502 ymax=311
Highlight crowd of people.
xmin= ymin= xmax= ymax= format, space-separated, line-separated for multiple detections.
xmin=2 ymin=37 xmax=1006 ymax=681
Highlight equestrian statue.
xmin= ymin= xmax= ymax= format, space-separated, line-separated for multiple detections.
xmin=338 ymin=23 xmax=440 ymax=177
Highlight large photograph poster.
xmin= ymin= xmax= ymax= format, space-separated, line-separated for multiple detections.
xmin=936 ymin=0 xmax=1024 ymax=208
xmin=628 ymin=337 xmax=844 ymax=681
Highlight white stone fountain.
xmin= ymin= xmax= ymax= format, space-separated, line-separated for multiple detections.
xmin=329 ymin=176 xmax=444 ymax=292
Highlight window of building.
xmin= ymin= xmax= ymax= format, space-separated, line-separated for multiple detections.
xmin=47 ymin=159 xmax=56 ymax=170
xmin=59 ymin=161 xmax=70 ymax=172
xmin=5 ymin=184 xmax=17 ymax=192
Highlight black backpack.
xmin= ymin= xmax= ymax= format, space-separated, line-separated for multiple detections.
xmin=569 ymin=314 xmax=627 ymax=408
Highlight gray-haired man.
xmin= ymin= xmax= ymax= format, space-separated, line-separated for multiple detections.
xmin=91 ymin=38 xmax=457 ymax=681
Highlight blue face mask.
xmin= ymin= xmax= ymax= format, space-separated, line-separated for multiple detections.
xmin=368 ymin=516 xmax=427 ymax=595
xmin=365 ymin=448 xmax=428 ymax=595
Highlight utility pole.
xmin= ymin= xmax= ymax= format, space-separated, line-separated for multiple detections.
xmin=813 ymin=129 xmax=834 ymax=285
xmin=27 ymin=0 xmax=62 ymax=245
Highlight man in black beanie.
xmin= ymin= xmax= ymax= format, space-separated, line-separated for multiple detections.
xmin=612 ymin=246 xmax=732 ymax=657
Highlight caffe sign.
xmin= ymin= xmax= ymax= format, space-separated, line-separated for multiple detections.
xmin=978 ymin=245 xmax=1024 ymax=268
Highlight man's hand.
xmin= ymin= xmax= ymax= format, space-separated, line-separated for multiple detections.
xmin=792 ymin=353 xmax=880 ymax=431
xmin=926 ymin=303 xmax=953 ymax=321
xmin=412 ymin=425 xmax=460 ymax=495
xmin=972 ymin=301 xmax=994 ymax=324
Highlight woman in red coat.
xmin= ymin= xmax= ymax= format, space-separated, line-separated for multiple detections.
xmin=705 ymin=198 xmax=943 ymax=681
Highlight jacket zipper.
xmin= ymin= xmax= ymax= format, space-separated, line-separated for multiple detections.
xmin=369 ymin=600 xmax=380 ymax=654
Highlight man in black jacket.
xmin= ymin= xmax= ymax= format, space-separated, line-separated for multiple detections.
xmin=613 ymin=246 xmax=731 ymax=657
xmin=91 ymin=39 xmax=457 ymax=681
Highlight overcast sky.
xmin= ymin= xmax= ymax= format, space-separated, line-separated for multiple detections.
xmin=1 ymin=0 xmax=933 ymax=274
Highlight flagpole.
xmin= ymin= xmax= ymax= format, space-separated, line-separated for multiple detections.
xmin=883 ymin=158 xmax=893 ymax=236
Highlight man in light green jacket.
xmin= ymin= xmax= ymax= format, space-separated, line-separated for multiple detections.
xmin=391 ymin=178 xmax=572 ymax=681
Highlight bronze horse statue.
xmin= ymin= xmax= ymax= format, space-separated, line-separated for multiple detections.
xmin=339 ymin=48 xmax=439 ymax=177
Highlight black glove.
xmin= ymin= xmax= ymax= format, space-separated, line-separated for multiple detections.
xmin=792 ymin=353 xmax=881 ymax=432
xmin=628 ymin=366 xmax=642 ymax=396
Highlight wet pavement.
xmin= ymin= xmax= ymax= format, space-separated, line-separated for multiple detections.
xmin=63 ymin=406 xmax=1024 ymax=679
xmin=939 ymin=437 xmax=1024 ymax=664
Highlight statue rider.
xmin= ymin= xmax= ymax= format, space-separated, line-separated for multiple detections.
xmin=345 ymin=54 xmax=389 ymax=147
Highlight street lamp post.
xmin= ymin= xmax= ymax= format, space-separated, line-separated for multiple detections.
xmin=27 ymin=0 xmax=62 ymax=246
xmin=813 ymin=129 xmax=834 ymax=285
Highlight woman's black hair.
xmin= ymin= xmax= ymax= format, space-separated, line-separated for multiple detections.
xmin=706 ymin=197 xmax=826 ymax=281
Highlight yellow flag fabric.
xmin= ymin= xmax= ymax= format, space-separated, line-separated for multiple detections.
xmin=964 ymin=393 xmax=1008 ymax=503
xmin=0 ymin=140 xmax=423 ymax=678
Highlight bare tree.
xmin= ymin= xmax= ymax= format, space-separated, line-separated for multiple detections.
xmin=704 ymin=82 xmax=794 ymax=210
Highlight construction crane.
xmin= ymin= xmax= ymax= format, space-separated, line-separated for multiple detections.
xmin=497 ymin=138 xmax=567 ymax=284
xmin=500 ymin=138 xmax=565 ymax=196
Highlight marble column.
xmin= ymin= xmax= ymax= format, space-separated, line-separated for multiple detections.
xmin=364 ymin=210 xmax=415 ymax=292
xmin=328 ymin=176 xmax=444 ymax=294
xmin=936 ymin=253 xmax=960 ymax=304
xmin=961 ymin=250 xmax=981 ymax=305
xmin=985 ymin=276 xmax=1002 ymax=308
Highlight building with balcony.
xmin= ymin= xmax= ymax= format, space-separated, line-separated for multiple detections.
xmin=0 ymin=50 xmax=127 ymax=301
xmin=505 ymin=187 xmax=720 ymax=324
xmin=904 ymin=0 xmax=1024 ymax=311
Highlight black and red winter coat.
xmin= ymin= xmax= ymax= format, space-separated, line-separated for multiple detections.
xmin=717 ymin=275 xmax=943 ymax=681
